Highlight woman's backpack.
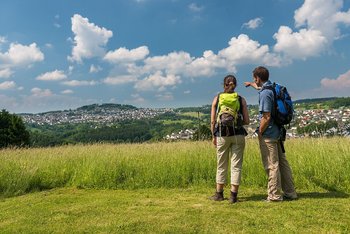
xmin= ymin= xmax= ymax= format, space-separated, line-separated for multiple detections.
xmin=216 ymin=92 xmax=243 ymax=129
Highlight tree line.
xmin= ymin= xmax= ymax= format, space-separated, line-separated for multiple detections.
xmin=0 ymin=110 xmax=30 ymax=148
xmin=1 ymin=109 xmax=211 ymax=148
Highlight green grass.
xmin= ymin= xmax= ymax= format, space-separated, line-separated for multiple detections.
xmin=0 ymin=138 xmax=350 ymax=232
xmin=0 ymin=187 xmax=349 ymax=233
xmin=1 ymin=138 xmax=350 ymax=197
xmin=159 ymin=119 xmax=194 ymax=125
xmin=178 ymin=111 xmax=202 ymax=118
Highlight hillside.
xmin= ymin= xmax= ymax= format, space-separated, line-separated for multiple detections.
xmin=294 ymin=97 xmax=350 ymax=109
xmin=15 ymin=96 xmax=350 ymax=147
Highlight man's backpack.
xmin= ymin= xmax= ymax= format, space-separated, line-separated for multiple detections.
xmin=216 ymin=92 xmax=243 ymax=129
xmin=262 ymin=82 xmax=294 ymax=126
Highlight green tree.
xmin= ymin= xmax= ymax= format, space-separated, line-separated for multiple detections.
xmin=0 ymin=109 xmax=30 ymax=148
xmin=193 ymin=124 xmax=212 ymax=140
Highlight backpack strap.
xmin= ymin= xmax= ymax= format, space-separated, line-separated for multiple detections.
xmin=261 ymin=83 xmax=280 ymax=127
xmin=238 ymin=95 xmax=243 ymax=115
xmin=215 ymin=92 xmax=222 ymax=115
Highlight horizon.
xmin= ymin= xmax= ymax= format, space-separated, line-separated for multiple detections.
xmin=14 ymin=96 xmax=350 ymax=115
xmin=1 ymin=0 xmax=350 ymax=113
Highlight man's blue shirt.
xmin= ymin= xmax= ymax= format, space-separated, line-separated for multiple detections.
xmin=258 ymin=80 xmax=280 ymax=139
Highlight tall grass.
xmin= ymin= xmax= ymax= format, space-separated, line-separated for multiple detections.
xmin=0 ymin=138 xmax=349 ymax=197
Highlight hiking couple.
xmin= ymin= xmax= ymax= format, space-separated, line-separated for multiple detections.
xmin=210 ymin=66 xmax=298 ymax=203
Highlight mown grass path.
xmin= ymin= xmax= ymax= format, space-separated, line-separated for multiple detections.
xmin=0 ymin=187 xmax=349 ymax=233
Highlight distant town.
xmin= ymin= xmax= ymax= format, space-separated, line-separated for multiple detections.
xmin=165 ymin=107 xmax=350 ymax=140
xmin=20 ymin=103 xmax=350 ymax=140
xmin=21 ymin=104 xmax=172 ymax=125
xmin=247 ymin=107 xmax=350 ymax=138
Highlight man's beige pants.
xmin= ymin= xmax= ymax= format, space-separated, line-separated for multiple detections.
xmin=259 ymin=137 xmax=297 ymax=200
xmin=216 ymin=135 xmax=245 ymax=185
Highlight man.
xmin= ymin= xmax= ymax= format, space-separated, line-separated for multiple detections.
xmin=245 ymin=66 xmax=297 ymax=202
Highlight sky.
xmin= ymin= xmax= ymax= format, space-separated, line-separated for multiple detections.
xmin=0 ymin=0 xmax=350 ymax=113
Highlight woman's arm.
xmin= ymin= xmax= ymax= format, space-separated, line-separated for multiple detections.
xmin=241 ymin=97 xmax=250 ymax=125
xmin=210 ymin=95 xmax=218 ymax=146
xmin=210 ymin=95 xmax=218 ymax=135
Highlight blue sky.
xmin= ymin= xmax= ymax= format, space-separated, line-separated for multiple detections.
xmin=0 ymin=0 xmax=350 ymax=113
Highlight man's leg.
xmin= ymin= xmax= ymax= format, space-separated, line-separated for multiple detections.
xmin=278 ymin=142 xmax=297 ymax=199
xmin=259 ymin=138 xmax=282 ymax=201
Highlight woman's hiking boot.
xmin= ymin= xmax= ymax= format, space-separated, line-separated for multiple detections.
xmin=209 ymin=191 xmax=224 ymax=201
xmin=229 ymin=191 xmax=238 ymax=203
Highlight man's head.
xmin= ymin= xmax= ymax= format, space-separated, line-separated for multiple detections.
xmin=253 ymin=66 xmax=269 ymax=87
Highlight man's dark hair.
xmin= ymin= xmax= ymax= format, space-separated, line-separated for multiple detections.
xmin=253 ymin=66 xmax=269 ymax=82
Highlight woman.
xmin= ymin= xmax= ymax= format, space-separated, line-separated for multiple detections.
xmin=209 ymin=75 xmax=250 ymax=203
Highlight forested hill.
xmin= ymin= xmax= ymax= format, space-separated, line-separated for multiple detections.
xmin=77 ymin=103 xmax=137 ymax=111
xmin=294 ymin=97 xmax=350 ymax=109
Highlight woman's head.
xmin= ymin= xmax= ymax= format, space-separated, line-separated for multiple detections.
xmin=223 ymin=75 xmax=237 ymax=93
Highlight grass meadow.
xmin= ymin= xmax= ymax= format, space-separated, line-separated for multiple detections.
xmin=0 ymin=137 xmax=350 ymax=233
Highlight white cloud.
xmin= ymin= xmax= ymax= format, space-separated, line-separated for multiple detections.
xmin=142 ymin=51 xmax=193 ymax=76
xmin=320 ymin=70 xmax=350 ymax=90
xmin=333 ymin=8 xmax=350 ymax=24
xmin=156 ymin=92 xmax=174 ymax=101
xmin=186 ymin=50 xmax=226 ymax=77
xmin=36 ymin=70 xmax=67 ymax=81
xmin=31 ymin=88 xmax=53 ymax=97
xmin=89 ymin=64 xmax=102 ymax=73
xmin=45 ymin=43 xmax=53 ymax=49
xmin=104 ymin=46 xmax=149 ymax=63
xmin=273 ymin=26 xmax=327 ymax=60
xmin=273 ymin=0 xmax=350 ymax=59
xmin=188 ymin=3 xmax=203 ymax=12
xmin=219 ymin=34 xmax=281 ymax=67
xmin=242 ymin=17 xmax=263 ymax=29
xmin=117 ymin=34 xmax=281 ymax=90
xmin=103 ymin=75 xmax=137 ymax=85
xmin=0 ymin=36 xmax=6 ymax=44
xmin=125 ymin=50 xmax=220 ymax=81
xmin=184 ymin=90 xmax=191 ymax=94
xmin=0 ymin=81 xmax=16 ymax=90
xmin=129 ymin=93 xmax=146 ymax=104
xmin=68 ymin=14 xmax=113 ymax=63
xmin=0 ymin=43 xmax=44 ymax=68
xmin=54 ymin=23 xmax=61 ymax=28
xmin=294 ymin=0 xmax=344 ymax=39
xmin=68 ymin=66 xmax=74 ymax=75
xmin=61 ymin=89 xmax=74 ymax=94
xmin=0 ymin=68 xmax=13 ymax=78
xmin=134 ymin=71 xmax=181 ymax=91
xmin=62 ymin=80 xmax=98 ymax=87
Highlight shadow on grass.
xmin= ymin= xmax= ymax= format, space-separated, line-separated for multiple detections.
xmin=241 ymin=191 xmax=349 ymax=202
xmin=297 ymin=191 xmax=349 ymax=199
xmin=241 ymin=177 xmax=350 ymax=201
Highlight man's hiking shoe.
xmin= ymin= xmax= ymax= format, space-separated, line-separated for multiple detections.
xmin=209 ymin=191 xmax=224 ymax=201
xmin=262 ymin=197 xmax=283 ymax=202
xmin=283 ymin=195 xmax=298 ymax=201
xmin=229 ymin=191 xmax=238 ymax=204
